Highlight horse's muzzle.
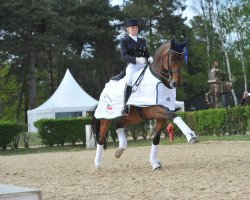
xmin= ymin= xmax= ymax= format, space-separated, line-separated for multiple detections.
xmin=169 ymin=79 xmax=181 ymax=88
xmin=169 ymin=79 xmax=177 ymax=88
xmin=172 ymin=82 xmax=177 ymax=88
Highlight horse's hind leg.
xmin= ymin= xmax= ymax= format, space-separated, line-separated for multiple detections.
xmin=150 ymin=119 xmax=165 ymax=170
xmin=115 ymin=127 xmax=127 ymax=158
xmin=115 ymin=116 xmax=142 ymax=158
xmin=94 ymin=119 xmax=111 ymax=168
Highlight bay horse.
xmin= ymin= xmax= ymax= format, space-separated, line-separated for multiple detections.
xmin=92 ymin=39 xmax=199 ymax=170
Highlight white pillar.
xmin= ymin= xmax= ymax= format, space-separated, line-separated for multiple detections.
xmin=85 ymin=125 xmax=95 ymax=149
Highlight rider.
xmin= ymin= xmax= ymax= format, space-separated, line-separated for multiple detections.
xmin=118 ymin=19 xmax=152 ymax=115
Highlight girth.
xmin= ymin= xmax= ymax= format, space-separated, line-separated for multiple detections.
xmin=135 ymin=107 xmax=148 ymax=120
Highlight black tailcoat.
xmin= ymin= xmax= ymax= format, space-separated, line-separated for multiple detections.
xmin=120 ymin=35 xmax=150 ymax=64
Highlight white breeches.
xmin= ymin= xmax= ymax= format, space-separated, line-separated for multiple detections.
xmin=126 ymin=63 xmax=146 ymax=86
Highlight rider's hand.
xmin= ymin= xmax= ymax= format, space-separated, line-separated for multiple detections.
xmin=148 ymin=56 xmax=153 ymax=64
xmin=136 ymin=57 xmax=146 ymax=64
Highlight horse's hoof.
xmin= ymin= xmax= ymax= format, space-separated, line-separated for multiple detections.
xmin=189 ymin=137 xmax=199 ymax=144
xmin=152 ymin=161 xmax=162 ymax=171
xmin=115 ymin=148 xmax=124 ymax=158
xmin=95 ymin=165 xmax=101 ymax=169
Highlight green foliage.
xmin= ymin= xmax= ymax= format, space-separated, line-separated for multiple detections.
xmin=0 ymin=121 xmax=24 ymax=150
xmin=1 ymin=134 xmax=250 ymax=156
xmin=0 ymin=66 xmax=22 ymax=120
xmin=0 ymin=0 xmax=249 ymax=124
xmin=128 ymin=121 xmax=151 ymax=140
xmin=243 ymin=105 xmax=250 ymax=117
xmin=34 ymin=117 xmax=92 ymax=146
xmin=0 ymin=0 xmax=122 ymax=122
xmin=176 ymin=106 xmax=248 ymax=136
xmin=242 ymin=105 xmax=250 ymax=131
xmin=109 ymin=121 xmax=118 ymax=142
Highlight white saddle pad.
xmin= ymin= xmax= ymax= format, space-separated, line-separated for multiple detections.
xmin=94 ymin=67 xmax=177 ymax=119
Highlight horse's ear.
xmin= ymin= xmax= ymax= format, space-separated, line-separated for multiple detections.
xmin=182 ymin=39 xmax=188 ymax=47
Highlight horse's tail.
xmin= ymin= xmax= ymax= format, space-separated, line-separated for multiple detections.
xmin=91 ymin=117 xmax=100 ymax=145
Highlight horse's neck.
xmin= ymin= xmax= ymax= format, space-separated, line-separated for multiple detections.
xmin=151 ymin=61 xmax=163 ymax=72
xmin=150 ymin=63 xmax=170 ymax=88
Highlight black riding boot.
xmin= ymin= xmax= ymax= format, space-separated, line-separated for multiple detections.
xmin=122 ymin=85 xmax=132 ymax=116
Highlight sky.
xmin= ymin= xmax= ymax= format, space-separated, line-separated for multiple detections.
xmin=110 ymin=0 xmax=197 ymax=24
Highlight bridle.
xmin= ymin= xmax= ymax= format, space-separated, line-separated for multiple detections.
xmin=149 ymin=49 xmax=184 ymax=88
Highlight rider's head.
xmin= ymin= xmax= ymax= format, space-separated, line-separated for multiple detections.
xmin=125 ymin=19 xmax=139 ymax=36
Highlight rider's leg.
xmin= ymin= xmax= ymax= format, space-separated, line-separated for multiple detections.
xmin=122 ymin=64 xmax=134 ymax=115
xmin=122 ymin=63 xmax=145 ymax=115
xmin=122 ymin=85 xmax=132 ymax=115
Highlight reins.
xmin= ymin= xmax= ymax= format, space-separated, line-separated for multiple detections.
xmin=132 ymin=65 xmax=148 ymax=92
xmin=149 ymin=66 xmax=171 ymax=82
xmin=132 ymin=45 xmax=185 ymax=90
xmin=149 ymin=50 xmax=184 ymax=88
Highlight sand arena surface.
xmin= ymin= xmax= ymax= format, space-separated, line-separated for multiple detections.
xmin=0 ymin=141 xmax=250 ymax=200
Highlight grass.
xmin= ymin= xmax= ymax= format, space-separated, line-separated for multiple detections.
xmin=1 ymin=134 xmax=249 ymax=156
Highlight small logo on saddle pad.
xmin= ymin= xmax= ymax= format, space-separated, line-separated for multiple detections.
xmin=166 ymin=97 xmax=171 ymax=102
xmin=106 ymin=104 xmax=113 ymax=114
xmin=104 ymin=94 xmax=112 ymax=103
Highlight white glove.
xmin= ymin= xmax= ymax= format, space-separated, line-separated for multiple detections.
xmin=148 ymin=56 xmax=153 ymax=64
xmin=136 ymin=57 xmax=146 ymax=64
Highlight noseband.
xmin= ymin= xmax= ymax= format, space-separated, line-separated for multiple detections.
xmin=149 ymin=49 xmax=184 ymax=88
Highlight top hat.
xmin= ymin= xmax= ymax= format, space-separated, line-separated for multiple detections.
xmin=125 ymin=19 xmax=139 ymax=27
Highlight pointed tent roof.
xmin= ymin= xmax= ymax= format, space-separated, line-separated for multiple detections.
xmin=28 ymin=69 xmax=97 ymax=113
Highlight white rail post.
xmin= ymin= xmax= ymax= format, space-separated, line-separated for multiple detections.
xmin=85 ymin=125 xmax=96 ymax=149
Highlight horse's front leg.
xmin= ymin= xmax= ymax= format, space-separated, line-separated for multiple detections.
xmin=150 ymin=119 xmax=166 ymax=170
xmin=95 ymin=119 xmax=111 ymax=168
xmin=150 ymin=106 xmax=199 ymax=144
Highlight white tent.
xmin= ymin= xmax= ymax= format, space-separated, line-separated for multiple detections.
xmin=27 ymin=69 xmax=98 ymax=132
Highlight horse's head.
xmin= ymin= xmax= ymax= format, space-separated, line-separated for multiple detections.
xmin=152 ymin=39 xmax=188 ymax=88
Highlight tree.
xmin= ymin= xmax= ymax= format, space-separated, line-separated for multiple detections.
xmin=0 ymin=0 xmax=123 ymax=122
xmin=189 ymin=0 xmax=250 ymax=105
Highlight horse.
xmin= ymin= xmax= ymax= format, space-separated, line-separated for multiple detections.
xmin=92 ymin=39 xmax=199 ymax=171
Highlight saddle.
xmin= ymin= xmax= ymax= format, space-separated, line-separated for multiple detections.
xmin=110 ymin=69 xmax=126 ymax=81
